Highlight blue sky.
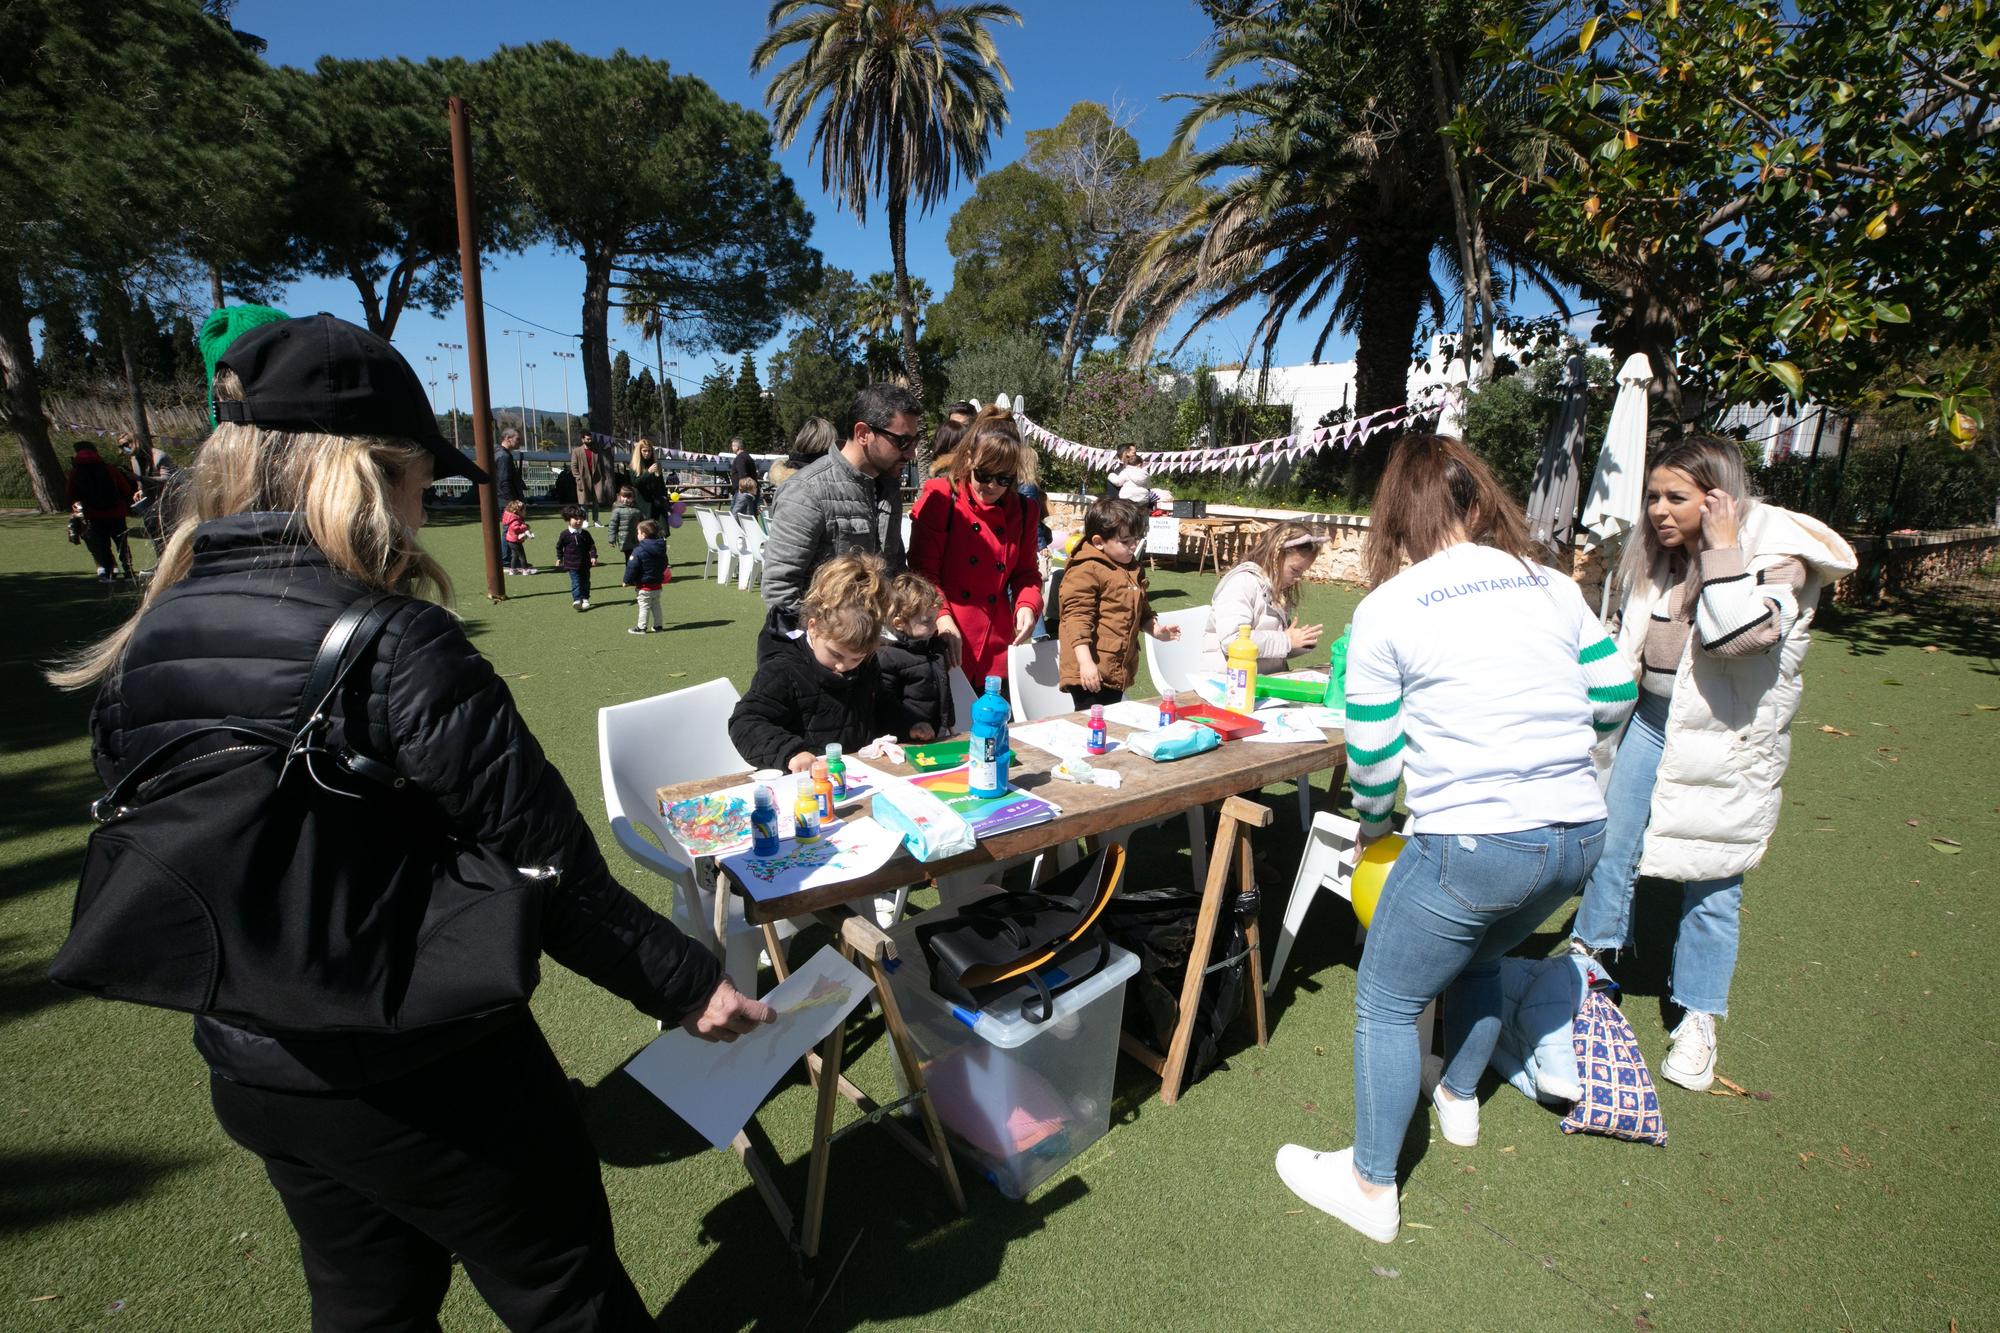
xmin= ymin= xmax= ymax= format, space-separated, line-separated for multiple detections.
xmin=235 ymin=0 xmax=1567 ymax=416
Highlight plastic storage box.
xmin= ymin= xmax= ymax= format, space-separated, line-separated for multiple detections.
xmin=887 ymin=905 xmax=1140 ymax=1199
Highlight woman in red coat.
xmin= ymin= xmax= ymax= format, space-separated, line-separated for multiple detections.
xmin=909 ymin=407 xmax=1044 ymax=690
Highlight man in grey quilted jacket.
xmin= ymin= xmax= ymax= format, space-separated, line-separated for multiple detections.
xmin=760 ymin=382 xmax=919 ymax=626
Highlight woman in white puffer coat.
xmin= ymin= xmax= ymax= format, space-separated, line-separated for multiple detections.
xmin=1572 ymin=437 xmax=1855 ymax=1091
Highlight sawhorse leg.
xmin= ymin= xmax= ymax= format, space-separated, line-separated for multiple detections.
xmin=1120 ymin=794 xmax=1274 ymax=1105
xmin=739 ymin=908 xmax=966 ymax=1296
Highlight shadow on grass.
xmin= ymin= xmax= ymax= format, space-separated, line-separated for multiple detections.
xmin=0 ymin=935 xmax=80 ymax=1027
xmin=1818 ymin=582 xmax=2000 ymax=675
xmin=0 ymin=1147 xmax=189 ymax=1236
xmin=582 ymin=1021 xmax=1089 ymax=1331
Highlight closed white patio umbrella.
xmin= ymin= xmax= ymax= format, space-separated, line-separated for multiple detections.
xmin=1580 ymin=353 xmax=1654 ymax=615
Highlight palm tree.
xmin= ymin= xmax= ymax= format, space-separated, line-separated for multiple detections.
xmin=753 ymin=0 xmax=1018 ymax=406
xmin=619 ymin=278 xmax=675 ymax=445
xmin=857 ymin=270 xmax=931 ymax=377
xmin=1114 ymin=2 xmax=1569 ymax=494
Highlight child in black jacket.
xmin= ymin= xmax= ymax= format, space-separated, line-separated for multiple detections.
xmin=553 ymin=505 xmax=597 ymax=610
xmin=875 ymin=571 xmax=956 ymax=741
xmin=730 ymin=553 xmax=890 ymax=773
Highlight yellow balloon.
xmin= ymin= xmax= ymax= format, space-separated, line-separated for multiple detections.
xmin=1350 ymin=834 xmax=1407 ymax=931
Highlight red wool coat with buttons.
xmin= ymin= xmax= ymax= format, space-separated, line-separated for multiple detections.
xmin=909 ymin=478 xmax=1044 ymax=689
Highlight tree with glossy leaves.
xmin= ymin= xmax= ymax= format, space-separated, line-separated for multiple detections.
xmin=1472 ymin=0 xmax=2000 ymax=441
xmin=752 ymin=0 xmax=1020 ymax=431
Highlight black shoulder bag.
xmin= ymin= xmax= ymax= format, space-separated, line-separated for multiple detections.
xmin=51 ymin=592 xmax=547 ymax=1034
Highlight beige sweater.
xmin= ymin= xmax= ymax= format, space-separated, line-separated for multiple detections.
xmin=1639 ymin=546 xmax=1805 ymax=694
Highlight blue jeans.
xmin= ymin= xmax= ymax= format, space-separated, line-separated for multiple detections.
xmin=1352 ymin=821 xmax=1605 ymax=1185
xmin=567 ymin=568 xmax=591 ymax=603
xmin=1572 ymin=691 xmax=1743 ymax=1016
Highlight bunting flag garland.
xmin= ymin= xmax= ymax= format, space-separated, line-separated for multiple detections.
xmin=1011 ymin=389 xmax=1443 ymax=477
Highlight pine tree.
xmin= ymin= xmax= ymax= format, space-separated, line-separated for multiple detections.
xmin=610 ymin=349 xmax=634 ymax=436
xmin=730 ymin=349 xmax=772 ymax=448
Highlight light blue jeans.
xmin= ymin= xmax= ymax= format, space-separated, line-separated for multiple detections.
xmin=1573 ymin=690 xmax=1743 ymax=1017
xmin=1352 ymin=821 xmax=1606 ymax=1185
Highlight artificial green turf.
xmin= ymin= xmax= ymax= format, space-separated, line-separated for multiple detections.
xmin=2 ymin=508 xmax=1994 ymax=1330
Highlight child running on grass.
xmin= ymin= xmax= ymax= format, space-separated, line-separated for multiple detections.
xmin=729 ymin=553 xmax=891 ymax=772
xmin=876 ymin=570 xmax=955 ymax=741
xmin=1057 ymin=496 xmax=1179 ymax=709
xmin=623 ymin=519 xmax=669 ymax=635
xmin=554 ymin=505 xmax=597 ymax=610
xmin=500 ymin=499 xmax=535 ymax=575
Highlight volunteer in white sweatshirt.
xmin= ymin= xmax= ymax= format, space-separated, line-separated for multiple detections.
xmin=1571 ymin=437 xmax=1856 ymax=1092
xmin=1200 ymin=520 xmax=1325 ymax=673
xmin=1275 ymin=434 xmax=1638 ymax=1245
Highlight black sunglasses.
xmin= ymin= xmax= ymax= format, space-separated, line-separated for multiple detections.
xmin=869 ymin=423 xmax=920 ymax=452
xmin=973 ymin=467 xmax=1017 ymax=488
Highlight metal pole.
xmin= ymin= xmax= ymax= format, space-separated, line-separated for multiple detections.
xmin=654 ymin=326 xmax=670 ymax=441
xmin=525 ymin=362 xmax=539 ymax=445
xmin=553 ymin=350 xmax=575 ymax=449
xmin=446 ymin=373 xmax=461 ymax=450
xmin=449 ymin=95 xmax=504 ymax=602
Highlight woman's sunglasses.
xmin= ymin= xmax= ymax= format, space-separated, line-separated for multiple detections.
xmin=973 ymin=467 xmax=1017 ymax=488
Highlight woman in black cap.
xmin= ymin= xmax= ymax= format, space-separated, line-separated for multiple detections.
xmin=50 ymin=311 xmax=770 ymax=1331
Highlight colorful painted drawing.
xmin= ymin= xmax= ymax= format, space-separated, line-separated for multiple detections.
xmin=908 ymin=766 xmax=1057 ymax=838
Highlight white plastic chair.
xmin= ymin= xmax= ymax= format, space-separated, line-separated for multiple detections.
xmin=1147 ymin=603 xmax=1314 ymax=832
xmin=946 ymin=667 xmax=978 ymax=739
xmin=597 ymin=679 xmax=789 ymax=985
xmin=1265 ymin=811 xmax=1433 ymax=1041
xmin=693 ymin=509 xmax=734 ymax=584
xmin=1005 ymin=640 xmax=1207 ymax=891
xmin=732 ymin=514 xmax=766 ymax=591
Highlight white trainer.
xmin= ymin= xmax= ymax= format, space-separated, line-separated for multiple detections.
xmin=1661 ymin=1010 xmax=1718 ymax=1091
xmin=1431 ymin=1083 xmax=1480 ymax=1147
xmin=1275 ymin=1145 xmax=1399 ymax=1243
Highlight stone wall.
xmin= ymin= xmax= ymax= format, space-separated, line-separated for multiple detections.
xmin=1833 ymin=527 xmax=2000 ymax=605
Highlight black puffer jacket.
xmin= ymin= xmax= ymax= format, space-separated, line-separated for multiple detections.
xmin=728 ymin=630 xmax=883 ymax=771
xmin=89 ymin=513 xmax=720 ymax=1091
xmin=875 ymin=631 xmax=956 ymax=740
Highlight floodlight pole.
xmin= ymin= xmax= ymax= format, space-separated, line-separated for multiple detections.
xmin=449 ymin=94 xmax=504 ymax=602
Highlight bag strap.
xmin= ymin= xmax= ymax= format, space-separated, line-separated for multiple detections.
xmin=290 ymin=591 xmax=401 ymax=734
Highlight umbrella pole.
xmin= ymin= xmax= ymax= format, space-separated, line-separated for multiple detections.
xmin=1598 ymin=534 xmax=1621 ymax=621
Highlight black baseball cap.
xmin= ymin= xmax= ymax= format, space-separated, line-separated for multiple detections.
xmin=214 ymin=314 xmax=488 ymax=483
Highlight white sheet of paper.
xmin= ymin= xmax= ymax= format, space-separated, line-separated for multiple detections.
xmin=1103 ymin=700 xmax=1166 ymax=731
xmin=623 ymin=946 xmax=873 ymax=1150
xmin=1010 ymin=718 xmax=1120 ymax=761
xmin=720 ymin=814 xmax=903 ymax=904
xmin=1241 ymin=710 xmax=1332 ymax=744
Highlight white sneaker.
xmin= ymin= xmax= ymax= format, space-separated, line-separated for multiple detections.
xmin=572 ymin=599 xmax=582 ymax=610
xmin=1275 ymin=1145 xmax=1399 ymax=1243
xmin=1431 ymin=1084 xmax=1480 ymax=1147
xmin=580 ymin=599 xmax=590 ymax=610
xmin=1661 ymin=1010 xmax=1718 ymax=1091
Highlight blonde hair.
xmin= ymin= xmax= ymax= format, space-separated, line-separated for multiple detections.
xmin=1232 ymin=520 xmax=1324 ymax=614
xmin=47 ymin=367 xmax=451 ymax=690
xmin=1616 ymin=435 xmax=1759 ymax=609
xmin=505 ymin=498 xmax=525 ymax=515
xmin=886 ymin=570 xmax=944 ymax=628
xmin=789 ymin=417 xmax=837 ymax=460
xmin=933 ymin=405 xmax=1038 ymax=488
xmin=736 ymin=476 xmax=757 ymax=494
xmin=801 ymin=552 xmax=890 ymax=652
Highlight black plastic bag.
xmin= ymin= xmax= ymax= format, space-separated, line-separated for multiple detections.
xmin=1102 ymin=884 xmax=1258 ymax=1092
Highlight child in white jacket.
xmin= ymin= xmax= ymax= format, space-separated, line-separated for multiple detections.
xmin=1200 ymin=521 xmax=1326 ymax=673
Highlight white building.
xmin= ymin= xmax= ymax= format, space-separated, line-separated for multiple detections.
xmin=1204 ymin=333 xmax=1610 ymax=437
